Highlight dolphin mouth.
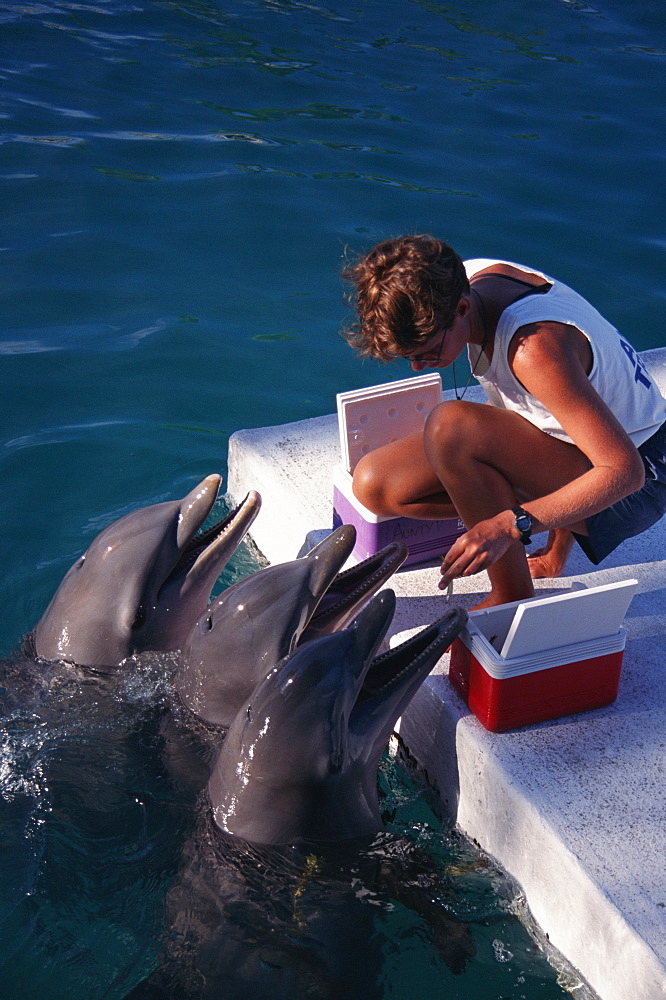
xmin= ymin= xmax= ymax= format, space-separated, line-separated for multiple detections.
xmin=301 ymin=541 xmax=409 ymax=641
xmin=359 ymin=607 xmax=468 ymax=700
xmin=166 ymin=490 xmax=261 ymax=585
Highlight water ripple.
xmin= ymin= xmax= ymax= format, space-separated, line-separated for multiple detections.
xmin=201 ymin=101 xmax=411 ymax=123
xmin=14 ymin=96 xmax=98 ymax=119
xmin=4 ymin=421 xmax=137 ymax=453
xmin=0 ymin=340 xmax=64 ymax=355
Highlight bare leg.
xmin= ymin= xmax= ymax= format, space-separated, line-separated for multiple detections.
xmin=431 ymin=444 xmax=536 ymax=607
xmin=352 ymin=403 xmax=589 ymax=607
xmin=423 ymin=401 xmax=590 ymax=606
xmin=352 ymin=431 xmax=456 ymax=519
xmin=352 ymin=433 xmax=525 ymax=607
xmin=527 ymin=528 xmax=575 ymax=578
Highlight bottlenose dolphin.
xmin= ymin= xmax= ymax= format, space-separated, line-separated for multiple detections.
xmin=32 ymin=475 xmax=261 ymax=668
xmin=124 ymin=594 xmax=472 ymax=999
xmin=209 ymin=590 xmax=467 ymax=845
xmin=175 ymin=527 xmax=408 ymax=728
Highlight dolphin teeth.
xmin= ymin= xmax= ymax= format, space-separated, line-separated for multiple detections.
xmin=361 ymin=609 xmax=467 ymax=697
xmin=309 ymin=542 xmax=407 ymax=626
xmin=171 ymin=493 xmax=257 ymax=577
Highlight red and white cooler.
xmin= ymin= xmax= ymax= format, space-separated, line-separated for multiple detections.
xmin=448 ymin=579 xmax=638 ymax=732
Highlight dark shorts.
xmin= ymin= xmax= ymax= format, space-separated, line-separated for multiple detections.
xmin=573 ymin=420 xmax=666 ymax=565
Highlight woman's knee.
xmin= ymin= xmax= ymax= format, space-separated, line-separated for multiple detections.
xmin=352 ymin=452 xmax=395 ymax=515
xmin=424 ymin=400 xmax=480 ymax=460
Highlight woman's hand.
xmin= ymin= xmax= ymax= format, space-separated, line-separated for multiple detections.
xmin=439 ymin=511 xmax=518 ymax=590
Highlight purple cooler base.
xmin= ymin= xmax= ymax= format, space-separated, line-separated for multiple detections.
xmin=333 ymin=484 xmax=465 ymax=567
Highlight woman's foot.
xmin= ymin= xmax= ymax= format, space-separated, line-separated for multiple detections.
xmin=469 ymin=585 xmax=534 ymax=611
xmin=527 ymin=528 xmax=575 ymax=579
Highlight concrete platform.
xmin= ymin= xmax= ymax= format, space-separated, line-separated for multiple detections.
xmin=226 ymin=348 xmax=666 ymax=1000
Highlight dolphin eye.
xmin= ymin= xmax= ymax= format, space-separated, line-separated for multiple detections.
xmin=132 ymin=606 xmax=147 ymax=630
xmin=201 ymin=614 xmax=213 ymax=633
xmin=246 ymin=705 xmax=252 ymax=722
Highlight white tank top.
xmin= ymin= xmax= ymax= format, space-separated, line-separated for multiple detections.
xmin=464 ymin=258 xmax=666 ymax=447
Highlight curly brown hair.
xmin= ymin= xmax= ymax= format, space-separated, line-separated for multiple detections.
xmin=342 ymin=235 xmax=470 ymax=361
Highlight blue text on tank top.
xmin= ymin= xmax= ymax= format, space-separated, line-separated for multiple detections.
xmin=619 ymin=335 xmax=652 ymax=391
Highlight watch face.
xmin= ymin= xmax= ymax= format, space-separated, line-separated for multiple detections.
xmin=511 ymin=507 xmax=531 ymax=541
xmin=512 ymin=508 xmax=532 ymax=542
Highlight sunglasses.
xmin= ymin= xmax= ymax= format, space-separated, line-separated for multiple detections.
xmin=384 ymin=320 xmax=452 ymax=364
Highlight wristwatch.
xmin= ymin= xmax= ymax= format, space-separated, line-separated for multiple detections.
xmin=510 ymin=506 xmax=533 ymax=545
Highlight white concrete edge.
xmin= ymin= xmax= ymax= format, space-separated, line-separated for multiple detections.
xmin=453 ymin=717 xmax=666 ymax=1000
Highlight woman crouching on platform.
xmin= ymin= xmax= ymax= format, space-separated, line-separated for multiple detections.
xmin=343 ymin=235 xmax=666 ymax=608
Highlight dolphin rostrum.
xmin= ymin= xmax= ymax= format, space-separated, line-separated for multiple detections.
xmin=32 ymin=475 xmax=261 ymax=668
xmin=175 ymin=527 xmax=408 ymax=728
xmin=208 ymin=590 xmax=468 ymax=846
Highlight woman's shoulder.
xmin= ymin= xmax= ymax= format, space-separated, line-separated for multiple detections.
xmin=464 ymin=258 xmax=554 ymax=284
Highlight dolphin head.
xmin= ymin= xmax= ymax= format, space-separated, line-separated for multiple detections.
xmin=208 ymin=593 xmax=467 ymax=846
xmin=176 ymin=525 xmax=358 ymax=726
xmin=347 ymin=604 xmax=468 ymax=773
xmin=176 ymin=529 xmax=408 ymax=728
xmin=32 ymin=476 xmax=261 ymax=668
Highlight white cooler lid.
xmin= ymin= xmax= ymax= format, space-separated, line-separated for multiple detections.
xmin=465 ymin=578 xmax=638 ymax=668
xmin=336 ymin=373 xmax=442 ymax=474
xmin=499 ymin=578 xmax=638 ymax=658
xmin=461 ymin=626 xmax=628 ymax=679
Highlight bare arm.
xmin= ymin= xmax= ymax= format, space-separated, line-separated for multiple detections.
xmin=439 ymin=321 xmax=645 ymax=584
xmin=509 ymin=321 xmax=644 ymax=531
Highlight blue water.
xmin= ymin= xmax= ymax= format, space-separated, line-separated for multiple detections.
xmin=1 ymin=0 xmax=663 ymax=996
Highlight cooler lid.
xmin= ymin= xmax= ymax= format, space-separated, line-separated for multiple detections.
xmin=499 ymin=578 xmax=639 ymax=659
xmin=336 ymin=373 xmax=442 ymax=474
xmin=460 ymin=626 xmax=628 ymax=678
